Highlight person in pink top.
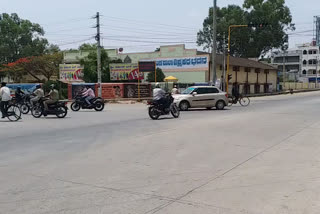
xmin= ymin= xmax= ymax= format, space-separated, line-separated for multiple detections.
xmin=82 ymin=86 xmax=95 ymax=106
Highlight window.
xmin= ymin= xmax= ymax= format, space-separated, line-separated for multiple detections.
xmin=314 ymin=50 xmax=317 ymax=54
xmin=303 ymin=50 xmax=307 ymax=55
xmin=302 ymin=70 xmax=307 ymax=74
xmin=245 ymin=67 xmax=251 ymax=72
xmin=303 ymin=60 xmax=307 ymax=65
xmin=233 ymin=66 xmax=240 ymax=71
xmin=313 ymin=70 xmax=316 ymax=75
xmin=207 ymin=88 xmax=220 ymax=93
xmin=219 ymin=65 xmax=223 ymax=70
xmin=313 ymin=59 xmax=318 ymax=65
xmin=255 ymin=68 xmax=260 ymax=73
xmin=309 ymin=60 xmax=313 ymax=65
xmin=309 ymin=50 xmax=313 ymax=54
xmin=195 ymin=88 xmax=208 ymax=94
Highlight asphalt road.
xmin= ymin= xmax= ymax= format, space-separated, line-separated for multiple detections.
xmin=1 ymin=92 xmax=320 ymax=214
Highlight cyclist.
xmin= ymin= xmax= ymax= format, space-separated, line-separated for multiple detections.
xmin=232 ymin=83 xmax=240 ymax=102
xmin=0 ymin=82 xmax=11 ymax=118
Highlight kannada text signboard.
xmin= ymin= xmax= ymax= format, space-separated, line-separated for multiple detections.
xmin=142 ymin=56 xmax=209 ymax=72
xmin=110 ymin=63 xmax=144 ymax=81
xmin=59 ymin=64 xmax=83 ymax=82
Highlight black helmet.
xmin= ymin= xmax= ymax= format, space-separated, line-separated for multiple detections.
xmin=36 ymin=85 xmax=41 ymax=89
xmin=17 ymin=87 xmax=21 ymax=90
xmin=1 ymin=82 xmax=6 ymax=87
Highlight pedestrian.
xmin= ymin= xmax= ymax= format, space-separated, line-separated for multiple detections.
xmin=0 ymin=82 xmax=11 ymax=118
xmin=171 ymin=85 xmax=179 ymax=95
xmin=215 ymin=77 xmax=221 ymax=90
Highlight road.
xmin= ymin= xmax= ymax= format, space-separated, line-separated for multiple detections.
xmin=1 ymin=92 xmax=320 ymax=214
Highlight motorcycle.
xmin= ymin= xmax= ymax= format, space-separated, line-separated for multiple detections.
xmin=70 ymin=95 xmax=105 ymax=112
xmin=31 ymin=97 xmax=68 ymax=118
xmin=19 ymin=94 xmax=33 ymax=114
xmin=148 ymin=93 xmax=180 ymax=120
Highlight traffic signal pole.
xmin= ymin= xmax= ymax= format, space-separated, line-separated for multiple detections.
xmin=226 ymin=25 xmax=248 ymax=95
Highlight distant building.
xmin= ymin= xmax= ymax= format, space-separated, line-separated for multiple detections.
xmin=63 ymin=44 xmax=277 ymax=94
xmin=272 ymin=41 xmax=320 ymax=82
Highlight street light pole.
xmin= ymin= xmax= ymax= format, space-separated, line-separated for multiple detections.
xmin=212 ymin=0 xmax=217 ymax=85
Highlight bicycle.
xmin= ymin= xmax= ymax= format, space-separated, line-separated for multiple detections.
xmin=228 ymin=94 xmax=250 ymax=107
xmin=1 ymin=101 xmax=22 ymax=121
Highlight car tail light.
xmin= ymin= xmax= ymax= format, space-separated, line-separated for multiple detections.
xmin=147 ymin=100 xmax=152 ymax=105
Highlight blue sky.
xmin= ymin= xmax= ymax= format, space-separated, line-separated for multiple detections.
xmin=0 ymin=0 xmax=318 ymax=52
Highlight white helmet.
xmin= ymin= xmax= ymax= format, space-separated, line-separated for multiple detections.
xmin=155 ymin=82 xmax=160 ymax=88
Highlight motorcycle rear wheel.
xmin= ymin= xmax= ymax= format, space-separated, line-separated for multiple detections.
xmin=94 ymin=101 xmax=105 ymax=111
xmin=71 ymin=102 xmax=81 ymax=111
xmin=20 ymin=103 xmax=30 ymax=114
xmin=148 ymin=107 xmax=160 ymax=120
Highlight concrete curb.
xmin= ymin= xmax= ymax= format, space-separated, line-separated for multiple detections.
xmin=246 ymin=89 xmax=320 ymax=97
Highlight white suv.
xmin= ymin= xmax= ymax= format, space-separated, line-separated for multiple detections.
xmin=173 ymin=86 xmax=228 ymax=111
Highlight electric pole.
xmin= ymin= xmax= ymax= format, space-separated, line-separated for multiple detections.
xmin=223 ymin=33 xmax=226 ymax=91
xmin=95 ymin=12 xmax=102 ymax=97
xmin=316 ymin=56 xmax=318 ymax=88
xmin=212 ymin=0 xmax=217 ymax=85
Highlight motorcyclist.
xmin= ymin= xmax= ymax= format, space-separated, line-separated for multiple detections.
xmin=15 ymin=87 xmax=25 ymax=104
xmin=82 ymin=86 xmax=95 ymax=107
xmin=43 ymin=84 xmax=59 ymax=115
xmin=31 ymin=85 xmax=44 ymax=105
xmin=153 ymin=83 xmax=167 ymax=109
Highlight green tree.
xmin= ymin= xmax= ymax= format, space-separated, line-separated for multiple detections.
xmin=0 ymin=13 xmax=49 ymax=64
xmin=197 ymin=0 xmax=294 ymax=57
xmin=1 ymin=53 xmax=63 ymax=82
xmin=80 ymin=48 xmax=122 ymax=83
xmin=147 ymin=68 xmax=165 ymax=82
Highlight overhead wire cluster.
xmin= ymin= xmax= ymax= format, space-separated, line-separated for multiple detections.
xmin=40 ymin=15 xmax=316 ymax=51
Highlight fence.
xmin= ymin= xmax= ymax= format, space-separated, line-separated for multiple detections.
xmin=280 ymin=82 xmax=319 ymax=90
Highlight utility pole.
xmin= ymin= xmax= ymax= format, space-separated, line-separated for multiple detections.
xmin=212 ymin=0 xmax=217 ymax=85
xmin=316 ymin=56 xmax=318 ymax=88
xmin=282 ymin=51 xmax=285 ymax=91
xmin=223 ymin=33 xmax=226 ymax=91
xmin=95 ymin=12 xmax=102 ymax=97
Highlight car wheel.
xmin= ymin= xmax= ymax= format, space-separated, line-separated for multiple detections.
xmin=216 ymin=100 xmax=225 ymax=110
xmin=179 ymin=101 xmax=189 ymax=111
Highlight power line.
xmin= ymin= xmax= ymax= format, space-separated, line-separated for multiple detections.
xmin=100 ymin=25 xmax=196 ymax=36
xmin=101 ymin=15 xmax=198 ymax=31
xmin=102 ymin=37 xmax=196 ymax=44
xmin=55 ymin=37 xmax=95 ymax=47
xmin=40 ymin=17 xmax=91 ymax=27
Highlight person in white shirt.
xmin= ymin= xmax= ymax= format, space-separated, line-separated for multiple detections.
xmin=31 ymin=85 xmax=44 ymax=105
xmin=171 ymin=85 xmax=179 ymax=95
xmin=0 ymin=82 xmax=11 ymax=118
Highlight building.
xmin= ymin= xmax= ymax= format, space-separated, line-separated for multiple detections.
xmin=272 ymin=41 xmax=320 ymax=82
xmin=63 ymin=44 xmax=277 ymax=94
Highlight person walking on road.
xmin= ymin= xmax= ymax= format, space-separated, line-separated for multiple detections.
xmin=0 ymin=82 xmax=11 ymax=118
